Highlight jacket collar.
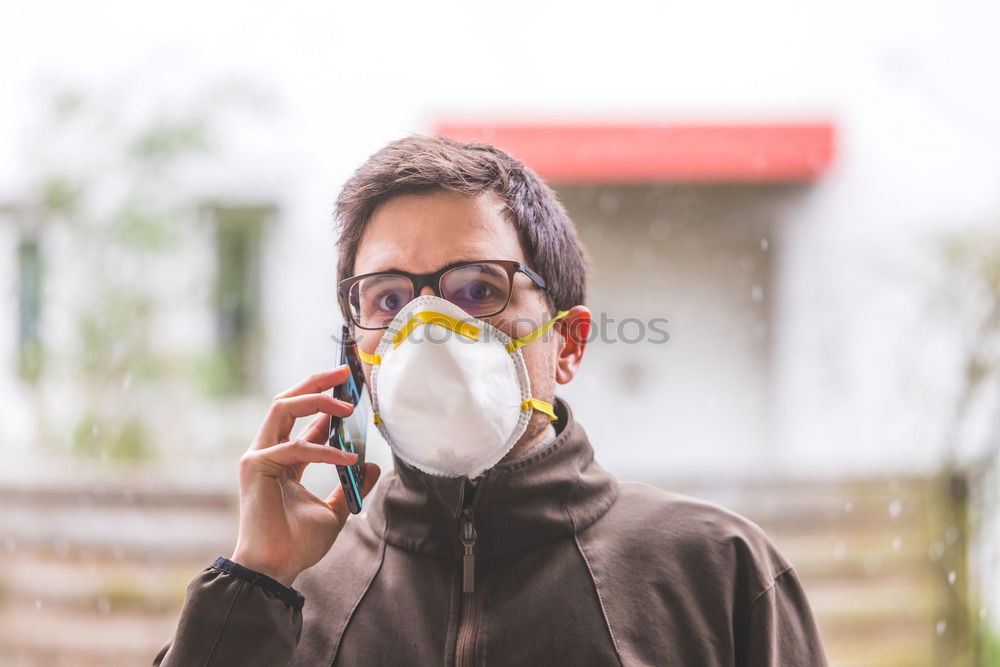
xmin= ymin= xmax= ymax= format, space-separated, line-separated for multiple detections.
xmin=365 ymin=398 xmax=620 ymax=558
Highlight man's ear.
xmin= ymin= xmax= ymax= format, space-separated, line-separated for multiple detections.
xmin=554 ymin=306 xmax=591 ymax=384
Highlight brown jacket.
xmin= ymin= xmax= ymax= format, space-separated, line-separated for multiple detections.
xmin=155 ymin=399 xmax=828 ymax=666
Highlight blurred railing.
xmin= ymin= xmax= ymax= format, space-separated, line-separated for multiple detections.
xmin=0 ymin=471 xmax=976 ymax=666
xmin=0 ymin=481 xmax=237 ymax=666
xmin=668 ymin=474 xmax=972 ymax=667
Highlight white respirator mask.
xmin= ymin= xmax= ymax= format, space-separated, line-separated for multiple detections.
xmin=357 ymin=295 xmax=567 ymax=478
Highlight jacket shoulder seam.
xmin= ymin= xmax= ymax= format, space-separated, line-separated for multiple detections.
xmin=327 ymin=480 xmax=393 ymax=663
xmin=572 ymin=533 xmax=625 ymax=667
xmin=564 ymin=445 xmax=624 ymax=667
xmin=749 ymin=564 xmax=796 ymax=612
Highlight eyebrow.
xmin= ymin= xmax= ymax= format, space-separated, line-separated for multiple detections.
xmin=359 ymin=274 xmax=408 ymax=287
xmin=369 ymin=259 xmax=519 ymax=276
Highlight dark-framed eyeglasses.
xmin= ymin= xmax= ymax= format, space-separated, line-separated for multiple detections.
xmin=338 ymin=259 xmax=548 ymax=330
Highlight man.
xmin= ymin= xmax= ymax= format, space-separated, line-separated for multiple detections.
xmin=155 ymin=135 xmax=828 ymax=666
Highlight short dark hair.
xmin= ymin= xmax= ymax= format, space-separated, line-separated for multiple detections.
xmin=333 ymin=135 xmax=589 ymax=317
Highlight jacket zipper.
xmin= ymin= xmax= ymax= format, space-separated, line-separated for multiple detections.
xmin=454 ymin=482 xmax=480 ymax=666
xmin=460 ymin=504 xmax=478 ymax=593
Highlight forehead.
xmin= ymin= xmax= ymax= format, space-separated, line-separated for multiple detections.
xmin=353 ymin=190 xmax=526 ymax=275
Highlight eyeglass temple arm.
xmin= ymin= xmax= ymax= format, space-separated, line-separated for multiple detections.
xmin=517 ymin=263 xmax=547 ymax=290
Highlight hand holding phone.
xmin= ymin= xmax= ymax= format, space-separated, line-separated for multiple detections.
xmin=232 ymin=363 xmax=380 ymax=586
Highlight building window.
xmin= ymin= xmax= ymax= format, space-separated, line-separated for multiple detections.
xmin=209 ymin=205 xmax=272 ymax=395
xmin=17 ymin=234 xmax=43 ymax=381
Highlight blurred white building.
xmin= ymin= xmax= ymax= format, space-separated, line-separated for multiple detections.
xmin=1 ymin=0 xmax=999 ymax=485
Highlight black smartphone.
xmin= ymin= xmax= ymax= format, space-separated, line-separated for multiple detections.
xmin=328 ymin=324 xmax=369 ymax=514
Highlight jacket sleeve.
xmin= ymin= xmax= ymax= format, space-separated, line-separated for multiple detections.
xmin=153 ymin=558 xmax=304 ymax=667
xmin=743 ymin=567 xmax=829 ymax=667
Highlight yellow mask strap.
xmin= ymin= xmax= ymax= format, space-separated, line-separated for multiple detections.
xmin=357 ymin=311 xmax=481 ymax=366
xmin=363 ymin=310 xmax=568 ymax=364
xmin=377 ymin=400 xmax=553 ymax=426
xmin=506 ymin=310 xmax=570 ymax=354
xmin=393 ymin=311 xmax=480 ymax=349
xmin=357 ymin=346 xmax=382 ymax=365
xmin=521 ymin=398 xmax=557 ymax=422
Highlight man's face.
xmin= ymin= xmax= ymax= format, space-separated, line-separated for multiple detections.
xmin=351 ymin=189 xmax=562 ymax=459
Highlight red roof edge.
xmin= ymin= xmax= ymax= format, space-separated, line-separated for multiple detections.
xmin=432 ymin=122 xmax=836 ymax=184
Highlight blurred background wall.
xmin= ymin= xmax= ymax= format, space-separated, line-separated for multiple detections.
xmin=1 ymin=0 xmax=999 ymax=665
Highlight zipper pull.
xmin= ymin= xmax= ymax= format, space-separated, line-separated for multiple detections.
xmin=460 ymin=506 xmax=477 ymax=593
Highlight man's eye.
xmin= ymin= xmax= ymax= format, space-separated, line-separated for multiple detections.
xmin=460 ymin=281 xmax=495 ymax=301
xmin=376 ymin=291 xmax=404 ymax=312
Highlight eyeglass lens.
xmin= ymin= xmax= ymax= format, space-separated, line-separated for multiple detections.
xmin=349 ymin=262 xmax=512 ymax=328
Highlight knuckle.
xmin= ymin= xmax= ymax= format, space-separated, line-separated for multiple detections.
xmin=282 ymin=438 xmax=309 ymax=455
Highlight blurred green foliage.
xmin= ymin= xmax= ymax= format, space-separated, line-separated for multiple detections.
xmin=130 ymin=119 xmax=209 ymax=163
xmin=111 ymin=200 xmax=183 ymax=251
xmin=72 ymin=413 xmax=151 ymax=461
xmin=16 ymin=340 xmax=44 ymax=381
xmin=933 ymin=227 xmax=1000 ymax=666
xmin=192 ymin=344 xmax=246 ymax=398
xmin=39 ymin=176 xmax=82 ymax=217
xmin=96 ymin=575 xmax=157 ymax=612
xmin=937 ymin=230 xmax=1000 ymax=409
